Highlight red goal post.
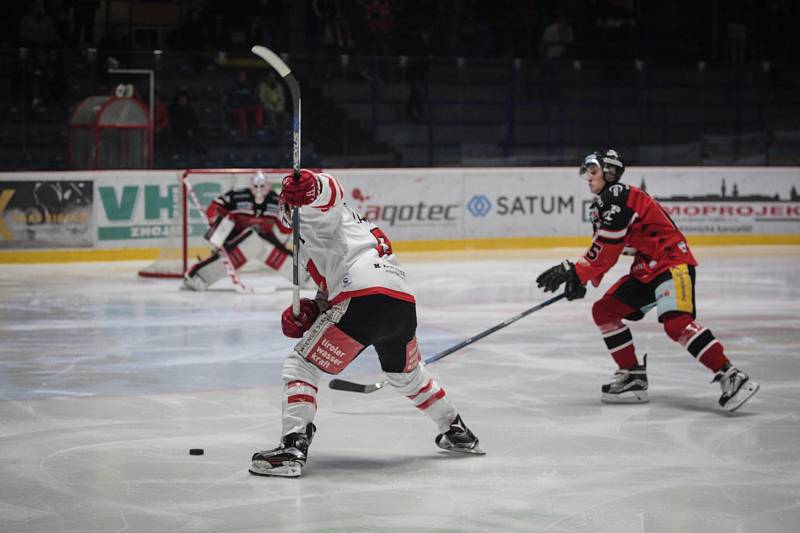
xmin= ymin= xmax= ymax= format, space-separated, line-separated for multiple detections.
xmin=137 ymin=168 xmax=289 ymax=279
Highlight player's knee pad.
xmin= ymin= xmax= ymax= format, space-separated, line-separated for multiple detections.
xmin=282 ymin=350 xmax=322 ymax=385
xmin=592 ymin=296 xmax=635 ymax=326
xmin=384 ymin=364 xmax=429 ymax=396
xmin=662 ymin=312 xmax=699 ymax=343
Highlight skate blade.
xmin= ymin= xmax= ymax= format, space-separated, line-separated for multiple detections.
xmin=724 ymin=381 xmax=760 ymax=412
xmin=601 ymin=390 xmax=650 ymax=404
xmin=248 ymin=460 xmax=302 ymax=478
xmin=437 ymin=442 xmax=487 ymax=455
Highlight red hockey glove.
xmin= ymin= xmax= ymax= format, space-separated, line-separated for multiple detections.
xmin=280 ymin=169 xmax=319 ymax=207
xmin=281 ymin=298 xmax=321 ymax=338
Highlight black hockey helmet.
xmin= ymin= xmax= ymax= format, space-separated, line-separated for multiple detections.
xmin=580 ymin=149 xmax=625 ymax=183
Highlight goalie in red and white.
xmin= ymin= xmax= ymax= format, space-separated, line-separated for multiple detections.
xmin=182 ymin=172 xmax=308 ymax=291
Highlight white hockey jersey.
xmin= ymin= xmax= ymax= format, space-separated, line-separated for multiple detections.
xmin=290 ymin=172 xmax=415 ymax=306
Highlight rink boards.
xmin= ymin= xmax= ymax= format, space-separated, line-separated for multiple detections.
xmin=1 ymin=167 xmax=798 ymax=262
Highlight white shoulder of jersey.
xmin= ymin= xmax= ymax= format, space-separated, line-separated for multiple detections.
xmin=307 ymin=172 xmax=345 ymax=213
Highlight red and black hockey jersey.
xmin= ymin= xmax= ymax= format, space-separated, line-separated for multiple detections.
xmin=575 ymin=183 xmax=697 ymax=285
xmin=207 ymin=188 xmax=290 ymax=238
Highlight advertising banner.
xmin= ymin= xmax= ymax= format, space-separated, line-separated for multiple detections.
xmin=625 ymin=168 xmax=800 ymax=235
xmin=0 ymin=167 xmax=797 ymax=260
xmin=336 ymin=168 xmax=464 ymax=241
xmin=0 ymin=179 xmax=93 ymax=249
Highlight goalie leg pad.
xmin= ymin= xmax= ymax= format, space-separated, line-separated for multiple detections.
xmin=183 ymin=255 xmax=227 ymax=291
xmin=206 ymin=215 xmax=235 ymax=249
xmin=224 ymin=229 xmax=269 ymax=269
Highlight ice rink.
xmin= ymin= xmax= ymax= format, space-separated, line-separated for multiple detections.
xmin=1 ymin=246 xmax=799 ymax=533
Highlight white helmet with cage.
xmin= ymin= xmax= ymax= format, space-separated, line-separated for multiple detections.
xmin=250 ymin=171 xmax=269 ymax=203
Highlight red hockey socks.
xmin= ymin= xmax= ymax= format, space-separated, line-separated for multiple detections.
xmin=592 ymin=297 xmax=640 ymax=369
xmin=662 ymin=312 xmax=730 ymax=373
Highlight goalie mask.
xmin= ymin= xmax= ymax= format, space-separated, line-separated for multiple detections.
xmin=250 ymin=172 xmax=269 ymax=203
xmin=580 ymin=149 xmax=625 ymax=184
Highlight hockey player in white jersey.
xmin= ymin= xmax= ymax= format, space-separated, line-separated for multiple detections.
xmin=249 ymin=169 xmax=485 ymax=478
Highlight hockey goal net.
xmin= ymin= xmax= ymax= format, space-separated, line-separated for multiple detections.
xmin=138 ymin=168 xmax=288 ymax=279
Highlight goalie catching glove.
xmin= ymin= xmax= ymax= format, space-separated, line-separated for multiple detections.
xmin=281 ymin=298 xmax=321 ymax=338
xmin=536 ymin=260 xmax=587 ymax=301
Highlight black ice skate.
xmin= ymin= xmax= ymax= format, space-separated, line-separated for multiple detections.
xmin=601 ymin=355 xmax=649 ymax=403
xmin=713 ymin=366 xmax=759 ymax=412
xmin=249 ymin=423 xmax=316 ymax=478
xmin=435 ymin=414 xmax=486 ymax=455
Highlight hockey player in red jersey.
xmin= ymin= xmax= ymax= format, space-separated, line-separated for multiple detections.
xmin=536 ymin=149 xmax=759 ymax=412
xmin=182 ymin=172 xmax=303 ymax=290
xmin=249 ymin=169 xmax=485 ymax=478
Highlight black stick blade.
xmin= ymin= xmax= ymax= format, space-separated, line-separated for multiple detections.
xmin=328 ymin=378 xmax=386 ymax=394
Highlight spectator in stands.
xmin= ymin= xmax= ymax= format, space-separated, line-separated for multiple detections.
xmin=360 ymin=0 xmax=396 ymax=81
xmin=18 ymin=0 xmax=61 ymax=48
xmin=226 ymin=70 xmax=264 ymax=140
xmin=153 ymin=96 xmax=171 ymax=158
xmin=313 ymin=0 xmax=354 ymax=54
xmin=96 ymin=23 xmax=133 ymax=75
xmin=72 ymin=0 xmax=100 ymax=46
xmin=539 ymin=10 xmax=574 ymax=59
xmin=18 ymin=2 xmax=65 ymax=111
xmin=257 ymin=71 xmax=287 ymax=136
xmin=405 ymin=32 xmax=432 ymax=122
xmin=168 ymin=90 xmax=206 ymax=155
xmin=179 ymin=9 xmax=209 ymax=51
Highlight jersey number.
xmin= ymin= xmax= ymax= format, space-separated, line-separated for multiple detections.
xmin=585 ymin=241 xmax=603 ymax=261
xmin=371 ymin=228 xmax=393 ymax=257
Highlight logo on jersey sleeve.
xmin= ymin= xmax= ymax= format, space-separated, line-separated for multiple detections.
xmin=609 ymin=184 xmax=625 ymax=197
xmin=602 ymin=204 xmax=622 ymax=223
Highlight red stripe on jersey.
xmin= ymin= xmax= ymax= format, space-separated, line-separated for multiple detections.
xmin=416 ymin=389 xmax=446 ymax=411
xmin=316 ymin=175 xmax=338 ymax=212
xmin=287 ymin=380 xmax=318 ymax=392
xmin=330 ymin=287 xmax=416 ymax=306
xmin=287 ymin=394 xmax=316 ymax=405
xmin=407 ymin=379 xmax=433 ymax=401
xmin=306 ymin=259 xmax=327 ymax=292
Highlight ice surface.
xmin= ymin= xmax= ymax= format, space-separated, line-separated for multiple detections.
xmin=1 ymin=246 xmax=799 ymax=532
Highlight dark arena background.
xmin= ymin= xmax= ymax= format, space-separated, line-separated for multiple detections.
xmin=1 ymin=2 xmax=799 ymax=532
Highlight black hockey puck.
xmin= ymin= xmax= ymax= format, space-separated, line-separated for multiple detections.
xmin=189 ymin=448 xmax=204 ymax=456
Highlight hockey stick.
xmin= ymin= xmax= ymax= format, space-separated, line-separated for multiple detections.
xmin=251 ymin=45 xmax=302 ymax=316
xmin=329 ymin=292 xmax=567 ymax=393
xmin=184 ymin=176 xmax=251 ymax=293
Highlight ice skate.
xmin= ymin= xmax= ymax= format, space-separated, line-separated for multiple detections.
xmin=435 ymin=415 xmax=485 ymax=455
xmin=601 ymin=355 xmax=649 ymax=403
xmin=713 ymin=366 xmax=759 ymax=412
xmin=249 ymin=424 xmax=315 ymax=478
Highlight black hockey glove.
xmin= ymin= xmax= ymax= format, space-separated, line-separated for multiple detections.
xmin=536 ymin=260 xmax=587 ymax=301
